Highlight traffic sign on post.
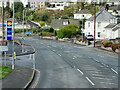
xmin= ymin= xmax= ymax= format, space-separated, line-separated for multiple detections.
xmin=6 ymin=21 xmax=12 ymax=40
xmin=0 ymin=40 xmax=8 ymax=51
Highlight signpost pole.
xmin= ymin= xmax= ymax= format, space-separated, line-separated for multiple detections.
xmin=4 ymin=52 xmax=6 ymax=66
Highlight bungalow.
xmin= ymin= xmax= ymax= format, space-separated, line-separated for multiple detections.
xmin=74 ymin=9 xmax=92 ymax=20
xmin=51 ymin=19 xmax=79 ymax=30
xmin=84 ymin=9 xmax=119 ymax=40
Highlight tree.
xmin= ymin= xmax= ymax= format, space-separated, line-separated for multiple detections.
xmin=39 ymin=21 xmax=45 ymax=27
xmin=41 ymin=14 xmax=49 ymax=21
xmin=14 ymin=2 xmax=24 ymax=21
xmin=57 ymin=24 xmax=79 ymax=38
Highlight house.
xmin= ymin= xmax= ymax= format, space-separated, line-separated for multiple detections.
xmin=84 ymin=9 xmax=119 ymax=40
xmin=104 ymin=22 xmax=120 ymax=40
xmin=74 ymin=9 xmax=92 ymax=19
xmin=51 ymin=19 xmax=79 ymax=30
xmin=108 ymin=5 xmax=120 ymax=16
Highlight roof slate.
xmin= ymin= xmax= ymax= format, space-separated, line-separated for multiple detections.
xmin=87 ymin=9 xmax=117 ymax=22
xmin=51 ymin=19 xmax=79 ymax=29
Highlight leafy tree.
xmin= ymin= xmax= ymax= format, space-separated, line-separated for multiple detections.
xmin=39 ymin=21 xmax=45 ymax=26
xmin=57 ymin=24 xmax=79 ymax=38
xmin=14 ymin=2 xmax=24 ymax=13
xmin=89 ymin=6 xmax=99 ymax=15
xmin=49 ymin=27 xmax=54 ymax=33
xmin=41 ymin=14 xmax=49 ymax=21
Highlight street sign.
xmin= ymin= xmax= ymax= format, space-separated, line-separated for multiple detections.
xmin=0 ymin=46 xmax=8 ymax=51
xmin=0 ymin=40 xmax=8 ymax=51
xmin=6 ymin=21 xmax=12 ymax=40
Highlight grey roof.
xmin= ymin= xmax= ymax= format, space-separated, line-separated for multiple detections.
xmin=104 ymin=23 xmax=117 ymax=28
xmin=87 ymin=9 xmax=117 ymax=22
xmin=105 ymin=23 xmax=120 ymax=31
xmin=51 ymin=19 xmax=79 ymax=29
xmin=76 ymin=9 xmax=90 ymax=14
xmin=109 ymin=5 xmax=120 ymax=10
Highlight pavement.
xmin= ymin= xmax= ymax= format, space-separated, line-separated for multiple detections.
xmin=1 ymin=65 xmax=34 ymax=89
xmin=0 ymin=38 xmax=36 ymax=89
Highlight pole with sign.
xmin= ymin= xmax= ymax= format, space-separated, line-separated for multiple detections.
xmin=0 ymin=40 xmax=8 ymax=66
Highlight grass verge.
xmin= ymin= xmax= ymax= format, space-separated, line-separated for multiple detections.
xmin=0 ymin=66 xmax=12 ymax=80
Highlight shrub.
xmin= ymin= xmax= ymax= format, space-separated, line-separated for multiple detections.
xmin=111 ymin=44 xmax=118 ymax=52
xmin=102 ymin=41 xmax=113 ymax=48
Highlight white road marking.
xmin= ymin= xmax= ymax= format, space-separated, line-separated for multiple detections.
xmin=73 ymin=58 xmax=75 ymax=59
xmin=111 ymin=68 xmax=118 ymax=74
xmin=77 ymin=69 xmax=84 ymax=75
xmin=92 ymin=77 xmax=113 ymax=80
xmin=53 ymin=50 xmax=55 ymax=51
xmin=59 ymin=54 xmax=61 ymax=56
xmin=74 ymin=66 xmax=76 ymax=68
xmin=85 ymin=77 xmax=95 ymax=86
xmin=100 ymin=82 xmax=117 ymax=85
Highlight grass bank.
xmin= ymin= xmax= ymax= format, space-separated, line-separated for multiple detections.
xmin=0 ymin=66 xmax=12 ymax=80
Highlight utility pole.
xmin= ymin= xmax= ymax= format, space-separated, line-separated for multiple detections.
xmin=12 ymin=0 xmax=15 ymax=69
xmin=2 ymin=1 xmax=4 ymax=40
xmin=94 ymin=2 xmax=96 ymax=47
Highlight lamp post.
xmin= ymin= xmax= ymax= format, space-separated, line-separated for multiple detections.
xmin=22 ymin=8 xmax=27 ymax=52
xmin=22 ymin=9 xmax=25 ymax=52
xmin=12 ymin=0 xmax=15 ymax=69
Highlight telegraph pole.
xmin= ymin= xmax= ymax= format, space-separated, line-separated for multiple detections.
xmin=94 ymin=2 xmax=96 ymax=47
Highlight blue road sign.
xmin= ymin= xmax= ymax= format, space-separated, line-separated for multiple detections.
xmin=6 ymin=21 xmax=12 ymax=40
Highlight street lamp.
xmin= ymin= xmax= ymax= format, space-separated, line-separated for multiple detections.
xmin=22 ymin=8 xmax=27 ymax=52
xmin=12 ymin=0 xmax=15 ymax=69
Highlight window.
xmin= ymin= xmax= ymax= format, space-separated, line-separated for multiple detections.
xmin=98 ymin=32 xmax=101 ymax=37
xmin=88 ymin=22 xmax=90 ymax=27
xmin=88 ymin=32 xmax=90 ymax=34
xmin=98 ymin=22 xmax=101 ymax=28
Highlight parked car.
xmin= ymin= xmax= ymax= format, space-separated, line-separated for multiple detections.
xmin=85 ymin=35 xmax=94 ymax=40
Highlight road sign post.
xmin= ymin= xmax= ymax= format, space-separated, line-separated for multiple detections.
xmin=0 ymin=40 xmax=8 ymax=66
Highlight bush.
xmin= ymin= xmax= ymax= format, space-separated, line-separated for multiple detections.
xmin=102 ymin=41 xmax=113 ymax=48
xmin=111 ymin=44 xmax=118 ymax=52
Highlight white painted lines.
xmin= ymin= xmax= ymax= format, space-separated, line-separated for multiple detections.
xmin=111 ymin=68 xmax=118 ymax=74
xmin=77 ymin=69 xmax=84 ymax=75
xmin=58 ymin=54 xmax=61 ymax=56
xmin=85 ymin=77 xmax=95 ymax=86
xmin=52 ymin=50 xmax=55 ymax=51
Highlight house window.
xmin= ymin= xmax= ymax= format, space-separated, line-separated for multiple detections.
xmin=98 ymin=32 xmax=101 ymax=37
xmin=88 ymin=22 xmax=90 ymax=27
xmin=98 ymin=22 xmax=101 ymax=28
xmin=63 ymin=22 xmax=68 ymax=25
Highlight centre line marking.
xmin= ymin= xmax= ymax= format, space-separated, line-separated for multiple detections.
xmin=77 ymin=69 xmax=84 ymax=75
xmin=111 ymin=68 xmax=118 ymax=74
xmin=86 ymin=77 xmax=95 ymax=86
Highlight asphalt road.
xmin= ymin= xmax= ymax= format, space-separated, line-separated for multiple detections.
xmin=24 ymin=37 xmax=118 ymax=88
